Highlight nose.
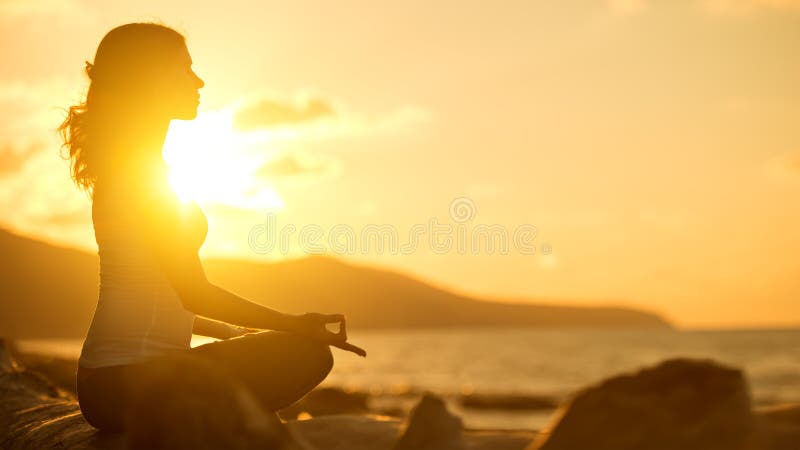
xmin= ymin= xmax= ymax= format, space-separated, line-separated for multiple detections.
xmin=195 ymin=72 xmax=205 ymax=89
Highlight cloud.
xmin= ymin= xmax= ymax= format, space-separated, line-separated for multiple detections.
xmin=255 ymin=151 xmax=339 ymax=180
xmin=44 ymin=208 xmax=90 ymax=227
xmin=233 ymin=97 xmax=336 ymax=130
xmin=0 ymin=0 xmax=75 ymax=17
xmin=257 ymin=155 xmax=322 ymax=177
xmin=786 ymin=155 xmax=800 ymax=173
xmin=0 ymin=0 xmax=97 ymax=23
xmin=0 ymin=138 xmax=91 ymax=251
xmin=465 ymin=182 xmax=504 ymax=200
xmin=0 ymin=77 xmax=82 ymax=153
xmin=764 ymin=151 xmax=800 ymax=185
xmin=227 ymin=92 xmax=431 ymax=144
xmin=0 ymin=143 xmax=43 ymax=177
xmin=608 ymin=0 xmax=648 ymax=15
xmin=606 ymin=0 xmax=800 ymax=15
xmin=704 ymin=0 xmax=800 ymax=14
xmin=0 ymin=78 xmax=72 ymax=105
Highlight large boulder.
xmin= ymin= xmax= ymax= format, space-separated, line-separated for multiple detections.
xmin=751 ymin=403 xmax=800 ymax=450
xmin=529 ymin=358 xmax=755 ymax=450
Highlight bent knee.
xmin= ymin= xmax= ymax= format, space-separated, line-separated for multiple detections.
xmin=291 ymin=334 xmax=334 ymax=375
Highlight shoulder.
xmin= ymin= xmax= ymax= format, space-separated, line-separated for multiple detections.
xmin=92 ymin=176 xmax=207 ymax=266
xmin=92 ymin=176 xmax=201 ymax=233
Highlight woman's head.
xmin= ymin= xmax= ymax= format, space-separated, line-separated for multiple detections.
xmin=59 ymin=22 xmax=205 ymax=194
xmin=88 ymin=23 xmax=204 ymax=121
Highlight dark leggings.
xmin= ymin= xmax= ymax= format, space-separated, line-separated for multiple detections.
xmin=76 ymin=331 xmax=334 ymax=432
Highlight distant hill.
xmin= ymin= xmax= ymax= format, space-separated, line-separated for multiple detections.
xmin=0 ymin=227 xmax=671 ymax=338
xmin=202 ymin=258 xmax=671 ymax=330
xmin=0 ymin=228 xmax=99 ymax=338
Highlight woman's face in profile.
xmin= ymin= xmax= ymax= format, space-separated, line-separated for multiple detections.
xmin=160 ymin=44 xmax=205 ymax=121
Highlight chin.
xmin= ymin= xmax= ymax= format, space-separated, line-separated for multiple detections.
xmin=174 ymin=109 xmax=199 ymax=121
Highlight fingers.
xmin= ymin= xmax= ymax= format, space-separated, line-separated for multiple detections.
xmin=331 ymin=341 xmax=367 ymax=358
xmin=321 ymin=314 xmax=347 ymax=340
xmin=308 ymin=312 xmax=350 ymax=343
xmin=339 ymin=316 xmax=347 ymax=340
xmin=326 ymin=330 xmax=347 ymax=343
xmin=303 ymin=313 xmax=364 ymax=356
xmin=322 ymin=314 xmax=345 ymax=324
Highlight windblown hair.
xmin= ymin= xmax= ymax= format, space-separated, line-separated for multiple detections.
xmin=58 ymin=22 xmax=187 ymax=196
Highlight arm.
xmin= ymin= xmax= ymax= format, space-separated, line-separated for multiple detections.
xmin=182 ymin=254 xmax=366 ymax=357
xmin=192 ymin=315 xmax=258 ymax=340
xmin=134 ymin=188 xmax=365 ymax=356
xmin=186 ymin=276 xmax=298 ymax=332
xmin=127 ymin=186 xmax=293 ymax=330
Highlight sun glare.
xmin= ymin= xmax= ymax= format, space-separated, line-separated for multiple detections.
xmin=163 ymin=110 xmax=285 ymax=210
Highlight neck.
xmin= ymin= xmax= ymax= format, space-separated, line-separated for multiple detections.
xmin=129 ymin=116 xmax=170 ymax=166
xmin=97 ymin=117 xmax=173 ymax=191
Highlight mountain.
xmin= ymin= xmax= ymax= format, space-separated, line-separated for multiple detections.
xmin=202 ymin=258 xmax=671 ymax=329
xmin=0 ymin=227 xmax=671 ymax=338
xmin=0 ymin=228 xmax=99 ymax=338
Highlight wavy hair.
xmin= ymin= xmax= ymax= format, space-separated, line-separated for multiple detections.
xmin=58 ymin=22 xmax=187 ymax=196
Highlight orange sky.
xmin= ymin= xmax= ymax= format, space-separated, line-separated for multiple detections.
xmin=1 ymin=0 xmax=799 ymax=329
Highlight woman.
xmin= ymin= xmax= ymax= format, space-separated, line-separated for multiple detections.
xmin=58 ymin=22 xmax=366 ymax=433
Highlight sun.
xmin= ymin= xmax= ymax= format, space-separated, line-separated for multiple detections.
xmin=162 ymin=110 xmax=285 ymax=210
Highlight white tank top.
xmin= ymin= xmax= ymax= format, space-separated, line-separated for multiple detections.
xmin=79 ymin=184 xmax=207 ymax=368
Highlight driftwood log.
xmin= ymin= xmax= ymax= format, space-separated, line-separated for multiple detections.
xmin=0 ymin=339 xmax=125 ymax=449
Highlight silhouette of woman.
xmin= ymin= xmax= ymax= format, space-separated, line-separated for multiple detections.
xmin=58 ymin=23 xmax=366 ymax=433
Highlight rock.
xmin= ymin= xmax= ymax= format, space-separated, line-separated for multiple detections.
xmin=464 ymin=429 xmax=537 ymax=450
xmin=751 ymin=403 xmax=800 ymax=450
xmin=288 ymin=412 xmax=536 ymax=450
xmin=0 ymin=338 xmax=123 ymax=450
xmin=394 ymin=393 xmax=467 ymax=450
xmin=460 ymin=392 xmax=559 ymax=411
xmin=374 ymin=406 xmax=407 ymax=418
xmin=528 ymin=358 xmax=755 ymax=450
xmin=291 ymin=414 xmax=405 ymax=450
xmin=280 ymin=387 xmax=370 ymax=419
xmin=12 ymin=352 xmax=78 ymax=394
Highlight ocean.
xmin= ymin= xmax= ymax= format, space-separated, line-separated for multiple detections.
xmin=16 ymin=327 xmax=800 ymax=430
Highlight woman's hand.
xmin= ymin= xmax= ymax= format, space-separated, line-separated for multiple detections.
xmin=290 ymin=313 xmax=367 ymax=358
xmin=226 ymin=324 xmax=260 ymax=339
xmin=193 ymin=316 xmax=260 ymax=341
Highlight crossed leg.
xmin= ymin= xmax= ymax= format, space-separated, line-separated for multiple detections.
xmin=188 ymin=330 xmax=335 ymax=412
xmin=77 ymin=331 xmax=334 ymax=433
